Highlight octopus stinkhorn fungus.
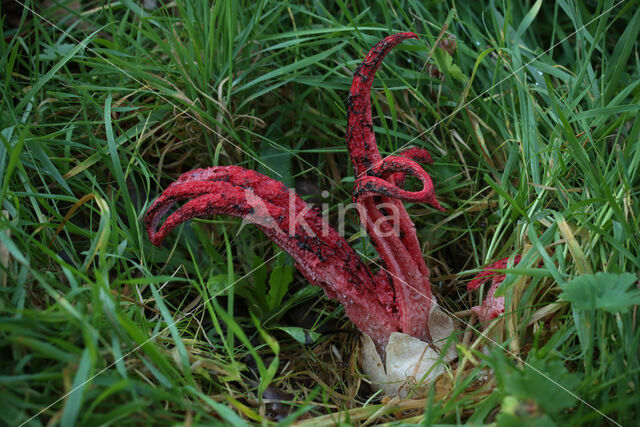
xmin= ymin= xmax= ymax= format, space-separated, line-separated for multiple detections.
xmin=145 ymin=33 xmax=451 ymax=360
xmin=468 ymin=256 xmax=522 ymax=323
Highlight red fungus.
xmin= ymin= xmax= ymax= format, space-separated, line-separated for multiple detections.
xmin=144 ymin=32 xmax=446 ymax=351
xmin=468 ymin=255 xmax=522 ymax=323
xmin=144 ymin=166 xmax=400 ymax=348
xmin=347 ymin=32 xmax=443 ymax=342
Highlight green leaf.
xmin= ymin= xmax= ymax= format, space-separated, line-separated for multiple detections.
xmin=559 ymin=272 xmax=640 ymax=313
xmin=495 ymin=352 xmax=580 ymax=416
xmin=497 ymin=395 xmax=556 ymax=427
xmin=149 ymin=283 xmax=195 ymax=385
xmin=185 ymin=386 xmax=249 ymax=426
xmin=61 ymin=348 xmax=93 ymax=427
xmin=267 ymin=264 xmax=293 ymax=311
xmin=258 ymin=140 xmax=292 ymax=187
xmin=515 ymin=0 xmax=542 ymax=39
xmin=29 ymin=139 xmax=73 ymax=195
xmin=40 ymin=43 xmax=78 ymax=60
xmin=274 ymin=326 xmax=321 ymax=345
xmin=120 ymin=0 xmax=152 ymax=17
xmin=440 ymin=50 xmax=467 ymax=83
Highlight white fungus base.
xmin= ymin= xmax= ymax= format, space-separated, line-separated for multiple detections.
xmin=359 ymin=302 xmax=456 ymax=397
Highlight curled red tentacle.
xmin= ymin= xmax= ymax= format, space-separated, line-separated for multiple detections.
xmin=353 ymin=155 xmax=443 ymax=210
xmin=346 ymin=32 xmax=418 ymax=174
xmin=388 ymin=147 xmax=434 ymax=186
xmin=381 ymin=147 xmax=436 ymax=278
xmin=468 ymin=255 xmax=522 ymax=291
xmin=397 ymin=147 xmax=433 ymax=164
xmin=471 ymin=281 xmax=505 ymax=323
xmin=468 ymin=255 xmax=522 ymax=323
xmin=346 ymin=32 xmax=445 ymax=342
xmin=144 ymin=166 xmax=401 ymax=349
xmin=356 ymin=197 xmax=433 ymax=340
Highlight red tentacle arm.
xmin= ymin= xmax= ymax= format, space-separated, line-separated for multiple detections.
xmin=353 ymin=155 xmax=443 ymax=210
xmin=145 ymin=166 xmax=400 ymax=349
xmin=388 ymin=147 xmax=434 ymax=187
xmin=346 ymin=32 xmax=418 ymax=174
xmin=356 ymin=197 xmax=433 ymax=340
xmin=468 ymin=255 xmax=522 ymax=323
xmin=346 ymin=32 xmax=445 ymax=342
xmin=383 ymin=148 xmax=438 ymax=275
xmin=397 ymin=147 xmax=433 ymax=164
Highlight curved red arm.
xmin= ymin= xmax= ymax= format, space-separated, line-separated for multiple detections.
xmin=145 ymin=166 xmax=400 ymax=349
xmin=346 ymin=32 xmax=443 ymax=342
xmin=468 ymin=256 xmax=522 ymax=322
xmin=145 ymin=33 xmax=447 ymax=350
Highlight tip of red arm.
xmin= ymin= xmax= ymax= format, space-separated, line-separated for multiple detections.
xmin=397 ymin=31 xmax=418 ymax=40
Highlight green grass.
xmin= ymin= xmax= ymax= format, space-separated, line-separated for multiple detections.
xmin=1 ymin=0 xmax=639 ymax=424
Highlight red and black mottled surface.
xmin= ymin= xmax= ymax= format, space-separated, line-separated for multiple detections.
xmin=145 ymin=33 xmax=445 ymax=350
